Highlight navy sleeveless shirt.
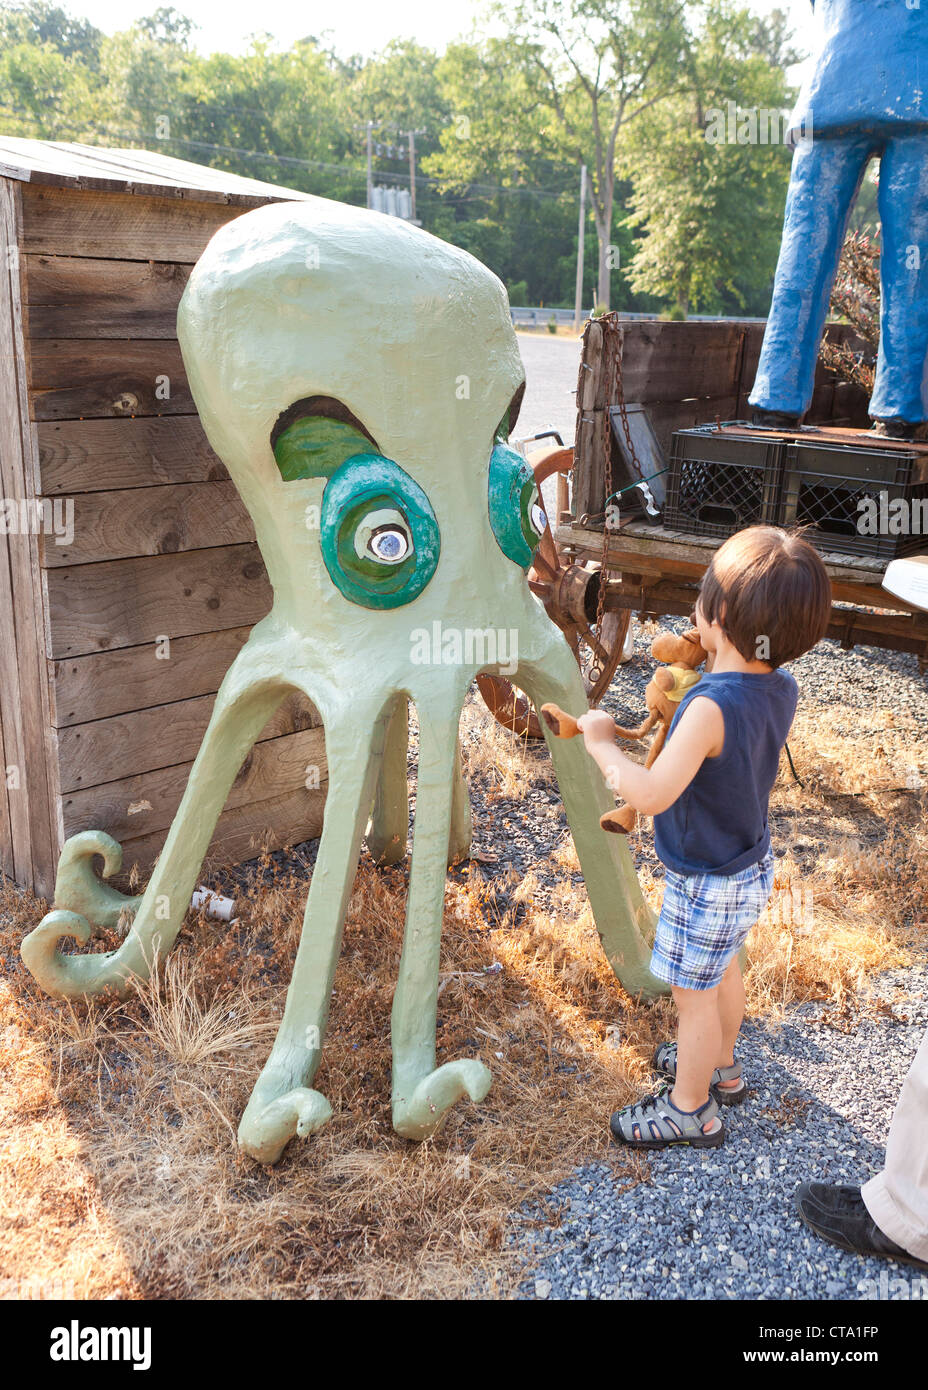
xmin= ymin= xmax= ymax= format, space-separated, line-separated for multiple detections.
xmin=653 ymin=669 xmax=798 ymax=876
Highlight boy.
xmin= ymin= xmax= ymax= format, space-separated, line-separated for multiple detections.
xmin=578 ymin=527 xmax=831 ymax=1148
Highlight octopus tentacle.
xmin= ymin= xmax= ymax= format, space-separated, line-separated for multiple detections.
xmin=238 ymin=696 xmax=386 ymax=1164
xmin=365 ymin=693 xmax=409 ymax=865
xmin=21 ymin=651 xmax=288 ymax=1000
xmin=447 ymin=734 xmax=472 ymax=865
xmin=516 ymin=637 xmax=668 ymax=1000
xmin=391 ymin=694 xmax=491 ymax=1139
xmin=50 ymin=830 xmax=142 ymax=928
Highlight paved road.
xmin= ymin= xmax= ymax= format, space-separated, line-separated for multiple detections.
xmin=513 ymin=332 xmax=582 ymax=449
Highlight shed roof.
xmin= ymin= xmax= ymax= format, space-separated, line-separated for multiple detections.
xmin=0 ymin=137 xmax=313 ymax=205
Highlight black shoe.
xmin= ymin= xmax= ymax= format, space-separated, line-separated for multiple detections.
xmin=870 ymin=417 xmax=928 ymax=441
xmin=751 ymin=408 xmax=801 ymax=430
xmin=797 ymin=1181 xmax=865 ymax=1215
xmin=795 ymin=1182 xmax=928 ymax=1270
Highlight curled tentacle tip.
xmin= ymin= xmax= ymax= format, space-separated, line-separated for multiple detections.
xmin=58 ymin=829 xmax=124 ymax=881
xmin=237 ymin=1088 xmax=333 ymax=1164
xmin=20 ymin=909 xmax=93 ymax=996
xmin=392 ymin=1058 xmax=493 ymax=1140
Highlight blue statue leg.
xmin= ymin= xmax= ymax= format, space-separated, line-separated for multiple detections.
xmin=750 ymin=134 xmax=876 ymax=418
xmin=869 ymin=134 xmax=928 ymax=423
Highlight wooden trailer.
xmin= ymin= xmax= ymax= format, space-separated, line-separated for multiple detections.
xmin=0 ymin=139 xmax=326 ymax=900
xmin=560 ymin=317 xmax=928 ymax=674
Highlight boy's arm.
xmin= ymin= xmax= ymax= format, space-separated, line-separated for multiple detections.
xmin=578 ymin=696 xmax=724 ymax=816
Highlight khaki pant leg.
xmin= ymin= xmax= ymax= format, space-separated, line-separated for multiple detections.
xmin=861 ymin=1026 xmax=928 ymax=1262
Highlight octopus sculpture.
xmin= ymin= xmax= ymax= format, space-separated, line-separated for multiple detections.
xmin=21 ymin=197 xmax=663 ymax=1164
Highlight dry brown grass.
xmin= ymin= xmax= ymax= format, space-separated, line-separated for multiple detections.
xmin=0 ymin=699 xmax=924 ymax=1301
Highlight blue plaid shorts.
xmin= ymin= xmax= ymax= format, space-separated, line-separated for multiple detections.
xmin=650 ymin=852 xmax=775 ymax=991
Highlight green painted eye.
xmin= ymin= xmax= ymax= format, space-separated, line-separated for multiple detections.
xmin=273 ymin=416 xmax=372 ymax=481
xmin=487 ymin=443 xmax=547 ymax=570
xmin=321 ymin=454 xmax=439 ymax=609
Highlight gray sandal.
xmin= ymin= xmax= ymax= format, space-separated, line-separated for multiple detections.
xmin=610 ymin=1082 xmax=725 ymax=1149
xmin=653 ymin=1041 xmax=747 ymax=1106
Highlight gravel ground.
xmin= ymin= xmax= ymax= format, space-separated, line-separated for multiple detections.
xmin=510 ymin=960 xmax=928 ymax=1301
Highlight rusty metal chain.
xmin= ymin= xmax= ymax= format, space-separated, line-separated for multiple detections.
xmin=594 ymin=312 xmax=643 ymax=640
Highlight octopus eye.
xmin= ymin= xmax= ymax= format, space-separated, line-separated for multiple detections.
xmin=321 ymin=455 xmax=439 ymax=609
xmin=353 ymin=510 xmax=413 ymax=565
xmin=487 ymin=442 xmax=543 ymax=571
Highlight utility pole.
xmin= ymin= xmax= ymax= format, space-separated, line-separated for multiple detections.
xmin=408 ymin=129 xmax=417 ymax=222
xmin=366 ymin=120 xmax=374 ymax=209
xmin=573 ymin=164 xmax=587 ymax=334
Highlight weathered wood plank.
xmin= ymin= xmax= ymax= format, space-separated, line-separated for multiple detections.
xmin=0 ymin=177 xmax=60 ymax=897
xmin=0 ymin=482 xmax=30 ymax=883
xmin=620 ymin=321 xmax=745 ymax=404
xmin=637 ymin=396 xmax=739 ymax=459
xmin=40 ymin=480 xmax=253 ymax=567
xmin=28 ymin=339 xmax=192 ymax=419
xmin=0 ymin=690 xmax=14 ymax=878
xmin=115 ymin=780 xmax=326 ymax=883
xmin=58 ymin=689 xmax=320 ymax=794
xmin=63 ymin=725 xmax=326 ymax=842
xmin=20 ymin=183 xmax=244 ymax=261
xmin=45 ymin=543 xmax=271 ymax=658
xmin=38 ymin=415 xmax=227 ymax=494
xmin=24 ymin=253 xmax=191 ymax=338
xmin=48 ymin=627 xmax=251 ymax=727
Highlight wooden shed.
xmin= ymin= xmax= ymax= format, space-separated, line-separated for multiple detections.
xmin=0 ymin=139 xmax=327 ymax=899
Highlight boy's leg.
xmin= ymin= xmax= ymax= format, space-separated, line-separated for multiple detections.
xmin=716 ymin=954 xmax=745 ymax=1090
xmin=671 ymin=983 xmax=722 ymax=1129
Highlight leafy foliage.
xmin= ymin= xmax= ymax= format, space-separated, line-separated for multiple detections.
xmin=0 ymin=0 xmax=801 ymax=314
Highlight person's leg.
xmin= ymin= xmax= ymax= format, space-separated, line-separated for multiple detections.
xmin=749 ymin=133 xmax=877 ymax=418
xmin=860 ymin=1026 xmax=928 ymax=1262
xmin=715 ymin=954 xmax=745 ymax=1089
xmin=671 ymin=983 xmax=722 ymax=1130
xmin=869 ymin=135 xmax=928 ymax=424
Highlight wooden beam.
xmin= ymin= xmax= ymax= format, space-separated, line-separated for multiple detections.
xmin=57 ymin=689 xmax=320 ymax=794
xmin=45 ymin=542 xmax=272 ymax=658
xmin=115 ymin=780 xmax=326 ymax=883
xmin=62 ymin=725 xmax=326 ymax=842
xmin=48 ymin=627 xmax=252 ymax=727
xmin=28 ymin=339 xmax=193 ymax=419
xmin=0 ymin=178 xmax=60 ymax=897
xmin=38 ymin=415 xmax=227 ymax=494
xmin=620 ymin=321 xmax=746 ymax=405
xmin=39 ymin=480 xmax=253 ymax=567
xmin=23 ymin=253 xmax=192 ymax=338
xmin=20 ymin=183 xmax=245 ymax=261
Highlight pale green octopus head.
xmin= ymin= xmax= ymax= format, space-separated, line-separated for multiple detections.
xmin=177 ymin=198 xmax=549 ymax=690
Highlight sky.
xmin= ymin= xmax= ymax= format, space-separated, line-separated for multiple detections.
xmin=66 ymin=0 xmax=821 ymax=75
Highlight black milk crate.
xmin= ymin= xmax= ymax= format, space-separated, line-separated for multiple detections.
xmin=665 ymin=427 xmax=785 ymax=539
xmin=781 ymin=440 xmax=928 ymax=560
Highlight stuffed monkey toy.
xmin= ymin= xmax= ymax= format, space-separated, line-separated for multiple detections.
xmin=541 ymin=627 xmax=709 ymax=834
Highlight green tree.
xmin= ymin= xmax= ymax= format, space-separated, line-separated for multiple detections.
xmin=622 ymin=1 xmax=796 ymax=315
xmin=498 ymin=0 xmax=691 ymax=309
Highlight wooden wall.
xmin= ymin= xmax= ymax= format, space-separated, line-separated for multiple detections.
xmin=573 ymin=317 xmax=870 ymax=519
xmin=3 ymin=178 xmax=327 ymax=898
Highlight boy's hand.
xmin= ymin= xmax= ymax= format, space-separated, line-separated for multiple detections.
xmin=577 ymin=710 xmax=616 ymax=746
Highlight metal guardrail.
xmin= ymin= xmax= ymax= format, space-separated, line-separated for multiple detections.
xmin=509 ymin=306 xmax=766 ymax=327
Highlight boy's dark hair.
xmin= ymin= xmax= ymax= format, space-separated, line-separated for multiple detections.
xmin=698 ymin=526 xmax=831 ymax=667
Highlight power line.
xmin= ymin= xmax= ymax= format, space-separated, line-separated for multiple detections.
xmin=0 ymin=107 xmax=581 ymax=202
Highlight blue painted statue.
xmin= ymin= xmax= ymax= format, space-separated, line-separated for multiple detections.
xmin=750 ymin=0 xmax=928 ymax=438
